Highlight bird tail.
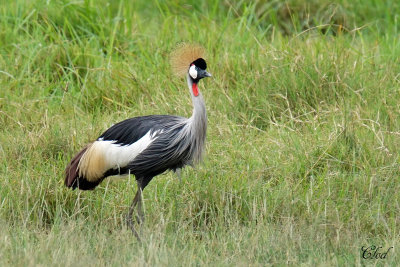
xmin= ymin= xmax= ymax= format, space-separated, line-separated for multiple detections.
xmin=65 ymin=145 xmax=102 ymax=190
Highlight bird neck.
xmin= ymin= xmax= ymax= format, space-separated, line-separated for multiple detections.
xmin=187 ymin=73 xmax=206 ymax=121
xmin=186 ymin=73 xmax=207 ymax=163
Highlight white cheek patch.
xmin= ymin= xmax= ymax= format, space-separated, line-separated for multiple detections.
xmin=189 ymin=65 xmax=197 ymax=79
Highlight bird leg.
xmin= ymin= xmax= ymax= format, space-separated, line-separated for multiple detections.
xmin=127 ymin=189 xmax=141 ymax=242
xmin=135 ymin=186 xmax=144 ymax=225
xmin=176 ymin=168 xmax=182 ymax=182
xmin=126 ymin=179 xmax=144 ymax=242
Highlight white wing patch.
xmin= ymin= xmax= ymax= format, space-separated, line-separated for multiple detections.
xmin=81 ymin=130 xmax=159 ymax=177
xmin=78 ymin=130 xmax=160 ymax=181
xmin=102 ymin=130 xmax=160 ymax=170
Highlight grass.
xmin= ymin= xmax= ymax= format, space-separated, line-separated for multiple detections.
xmin=1 ymin=0 xmax=400 ymax=265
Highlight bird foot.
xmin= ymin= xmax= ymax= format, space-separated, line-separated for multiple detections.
xmin=126 ymin=214 xmax=142 ymax=243
xmin=135 ymin=214 xmax=145 ymax=225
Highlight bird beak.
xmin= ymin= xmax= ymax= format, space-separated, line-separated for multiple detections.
xmin=197 ymin=69 xmax=212 ymax=79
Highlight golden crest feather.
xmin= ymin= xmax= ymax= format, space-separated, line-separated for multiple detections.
xmin=170 ymin=43 xmax=206 ymax=76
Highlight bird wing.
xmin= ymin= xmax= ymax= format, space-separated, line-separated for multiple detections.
xmin=90 ymin=115 xmax=187 ymax=175
xmin=98 ymin=115 xmax=184 ymax=145
xmin=66 ymin=115 xmax=186 ymax=189
xmin=125 ymin=121 xmax=193 ymax=185
xmin=90 ymin=115 xmax=185 ymax=171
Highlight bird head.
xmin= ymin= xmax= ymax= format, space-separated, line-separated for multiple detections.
xmin=188 ymin=58 xmax=212 ymax=82
xmin=170 ymin=43 xmax=211 ymax=81
xmin=170 ymin=43 xmax=211 ymax=97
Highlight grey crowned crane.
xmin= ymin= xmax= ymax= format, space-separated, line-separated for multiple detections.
xmin=65 ymin=44 xmax=211 ymax=240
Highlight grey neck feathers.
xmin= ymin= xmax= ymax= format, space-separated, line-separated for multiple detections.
xmin=185 ymin=73 xmax=207 ymax=163
xmin=165 ymin=74 xmax=207 ymax=165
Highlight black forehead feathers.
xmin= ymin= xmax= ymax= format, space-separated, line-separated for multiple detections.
xmin=191 ymin=58 xmax=207 ymax=70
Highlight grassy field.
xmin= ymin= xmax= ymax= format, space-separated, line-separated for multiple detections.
xmin=1 ymin=0 xmax=400 ymax=265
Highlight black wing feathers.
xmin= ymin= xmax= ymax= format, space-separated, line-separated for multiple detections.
xmin=127 ymin=124 xmax=191 ymax=178
xmin=94 ymin=115 xmax=192 ymax=190
xmin=98 ymin=115 xmax=183 ymax=145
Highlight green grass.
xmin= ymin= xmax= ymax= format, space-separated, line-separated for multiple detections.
xmin=1 ymin=0 xmax=400 ymax=265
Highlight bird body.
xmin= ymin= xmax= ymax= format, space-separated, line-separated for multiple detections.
xmin=65 ymin=72 xmax=207 ymax=190
xmin=64 ymin=44 xmax=211 ymax=239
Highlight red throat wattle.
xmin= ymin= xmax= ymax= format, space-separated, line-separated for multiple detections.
xmin=192 ymin=83 xmax=199 ymax=96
